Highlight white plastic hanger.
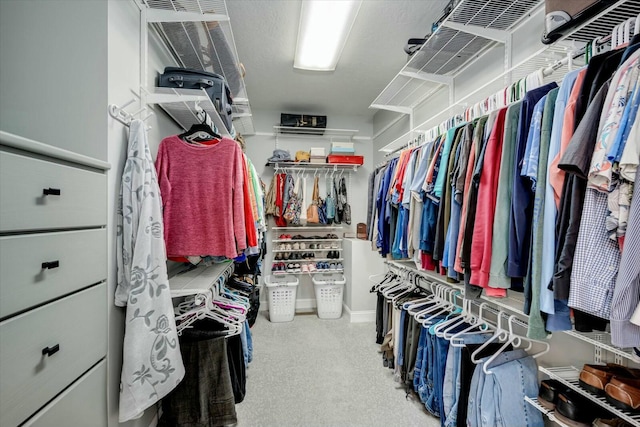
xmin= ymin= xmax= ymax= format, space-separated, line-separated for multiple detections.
xmin=470 ymin=310 xmax=508 ymax=364
xmin=480 ymin=315 xmax=550 ymax=375
xmin=448 ymin=302 xmax=493 ymax=345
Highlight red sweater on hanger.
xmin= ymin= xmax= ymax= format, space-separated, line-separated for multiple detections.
xmin=470 ymin=108 xmax=508 ymax=296
xmin=155 ymin=135 xmax=247 ymax=259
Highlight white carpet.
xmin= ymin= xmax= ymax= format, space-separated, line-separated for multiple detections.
xmin=235 ymin=312 xmax=441 ymax=427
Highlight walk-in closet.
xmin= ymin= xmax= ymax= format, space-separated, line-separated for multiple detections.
xmin=1 ymin=0 xmax=640 ymax=426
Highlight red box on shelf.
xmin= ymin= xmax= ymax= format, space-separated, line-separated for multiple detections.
xmin=327 ymin=154 xmax=364 ymax=165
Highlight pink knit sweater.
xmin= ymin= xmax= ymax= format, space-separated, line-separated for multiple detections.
xmin=155 ymin=135 xmax=247 ymax=259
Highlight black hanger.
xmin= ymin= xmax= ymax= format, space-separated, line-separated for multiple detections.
xmin=179 ymin=123 xmax=221 ymax=141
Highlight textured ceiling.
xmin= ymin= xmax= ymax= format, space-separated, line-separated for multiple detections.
xmin=226 ymin=0 xmax=450 ymax=120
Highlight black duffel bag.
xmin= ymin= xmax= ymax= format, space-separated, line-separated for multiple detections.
xmin=158 ymin=66 xmax=233 ymax=132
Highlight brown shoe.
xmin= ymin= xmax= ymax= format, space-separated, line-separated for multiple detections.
xmin=592 ymin=418 xmax=633 ymax=427
xmin=579 ymin=364 xmax=640 ymax=395
xmin=604 ymin=377 xmax=640 ymax=413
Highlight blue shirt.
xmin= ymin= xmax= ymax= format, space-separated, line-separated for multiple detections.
xmin=521 ymin=94 xmax=548 ymax=192
xmin=507 ymin=82 xmax=558 ymax=278
xmin=540 ymin=67 xmax=583 ymax=315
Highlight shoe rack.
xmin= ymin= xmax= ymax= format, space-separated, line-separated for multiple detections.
xmin=270 ymin=226 xmax=344 ymax=275
xmin=538 ymin=366 xmax=640 ymax=426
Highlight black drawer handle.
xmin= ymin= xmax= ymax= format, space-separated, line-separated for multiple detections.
xmin=42 ymin=188 xmax=61 ymax=196
xmin=41 ymin=261 xmax=60 ymax=269
xmin=42 ymin=344 xmax=60 ymax=357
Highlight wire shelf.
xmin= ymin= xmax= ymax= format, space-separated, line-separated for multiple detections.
xmin=524 ymin=396 xmax=572 ymax=427
xmin=145 ymin=87 xmax=232 ymax=137
xmin=539 ymin=366 xmax=640 ymax=426
xmin=168 ymin=262 xmax=234 ymax=297
xmin=142 ymin=0 xmax=254 ymax=135
xmin=370 ymin=0 xmax=543 ymax=110
xmin=564 ymin=330 xmax=637 ymax=362
xmin=559 ymin=0 xmax=640 ymax=44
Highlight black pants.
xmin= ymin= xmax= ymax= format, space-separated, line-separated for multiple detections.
xmin=160 ymin=319 xmax=239 ymax=427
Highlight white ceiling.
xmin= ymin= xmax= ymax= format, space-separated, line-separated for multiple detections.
xmin=226 ymin=0 xmax=450 ymax=120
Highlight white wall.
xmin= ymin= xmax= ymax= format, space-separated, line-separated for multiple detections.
xmin=107 ymin=1 xmax=182 ymax=426
xmin=245 ymin=108 xmax=374 ymax=308
xmin=0 ymin=0 xmax=108 ymax=161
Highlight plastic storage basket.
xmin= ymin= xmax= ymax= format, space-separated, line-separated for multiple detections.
xmin=264 ymin=274 xmax=299 ymax=322
xmin=312 ymin=273 xmax=346 ymax=319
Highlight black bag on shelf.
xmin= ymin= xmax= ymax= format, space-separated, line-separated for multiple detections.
xmin=158 ymin=66 xmax=234 ymax=132
xmin=280 ymin=113 xmax=327 ymax=134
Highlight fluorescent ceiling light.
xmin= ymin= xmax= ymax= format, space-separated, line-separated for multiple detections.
xmin=294 ymin=0 xmax=362 ymax=71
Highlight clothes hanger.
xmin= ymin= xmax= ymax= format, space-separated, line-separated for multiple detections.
xmin=448 ymin=301 xmax=492 ymax=344
xmin=480 ymin=315 xmax=550 ymax=375
xmin=413 ymin=283 xmax=449 ymax=321
xmin=435 ymin=296 xmax=473 ymax=338
xmin=179 ymin=122 xmax=221 ymax=143
xmin=470 ymin=310 xmax=508 ymax=363
xmin=420 ymin=287 xmax=456 ymax=325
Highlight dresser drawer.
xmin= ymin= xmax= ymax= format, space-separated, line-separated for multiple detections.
xmin=22 ymin=360 xmax=107 ymax=427
xmin=0 ymin=284 xmax=106 ymax=427
xmin=0 ymin=151 xmax=106 ymax=232
xmin=0 ymin=229 xmax=107 ymax=318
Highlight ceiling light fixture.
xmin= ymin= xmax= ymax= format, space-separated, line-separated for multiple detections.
xmin=294 ymin=0 xmax=362 ymax=71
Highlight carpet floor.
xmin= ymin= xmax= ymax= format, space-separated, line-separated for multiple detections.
xmin=235 ymin=312 xmax=441 ymax=427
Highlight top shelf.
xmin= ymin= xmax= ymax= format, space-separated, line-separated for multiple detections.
xmin=141 ymin=0 xmax=255 ymax=135
xmin=370 ymin=0 xmax=543 ymax=112
xmin=273 ymin=126 xmax=359 ymax=140
xmin=168 ymin=262 xmax=234 ymax=298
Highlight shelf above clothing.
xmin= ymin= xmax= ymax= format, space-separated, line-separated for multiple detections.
xmin=539 ymin=366 xmax=640 ymax=426
xmin=272 ymin=226 xmax=345 ymax=230
xmin=524 ymin=396 xmax=572 ymax=427
xmin=168 ymin=262 xmax=234 ymax=298
xmin=144 ymin=87 xmax=232 ymax=138
xmin=273 ymin=126 xmax=358 ymax=140
xmin=370 ymin=0 xmax=543 ymax=112
xmin=140 ymin=0 xmax=254 ymax=135
xmin=272 ymin=239 xmax=342 ymax=243
xmin=564 ymin=330 xmax=638 ymax=363
xmin=266 ymin=162 xmax=360 ymax=172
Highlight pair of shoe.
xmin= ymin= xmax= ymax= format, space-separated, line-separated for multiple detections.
xmin=324 ymin=233 xmax=338 ymax=239
xmin=286 ymin=263 xmax=301 ymax=273
xmin=579 ymin=363 xmax=640 ymax=413
xmin=278 ymin=234 xmax=291 ymax=240
xmin=538 ymin=380 xmax=607 ymax=426
xmin=271 ymin=262 xmax=287 ymax=273
xmin=326 ymin=250 xmax=340 ymax=259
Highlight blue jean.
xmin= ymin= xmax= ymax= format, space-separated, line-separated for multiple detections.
xmin=442 ymin=333 xmax=491 ymax=427
xmin=240 ymin=321 xmax=253 ymax=367
xmin=423 ymin=317 xmax=447 ymax=416
xmin=468 ymin=350 xmax=544 ymax=427
xmin=398 ymin=310 xmax=407 ymax=368
xmin=414 ymin=326 xmax=429 ymax=393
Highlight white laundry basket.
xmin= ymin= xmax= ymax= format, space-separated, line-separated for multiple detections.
xmin=312 ymin=273 xmax=346 ymax=319
xmin=265 ymin=274 xmax=299 ymax=322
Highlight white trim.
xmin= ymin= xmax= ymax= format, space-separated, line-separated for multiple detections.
xmin=0 ymin=131 xmax=110 ymax=170
xmin=343 ymin=305 xmax=375 ymax=323
xmin=295 ymin=298 xmax=317 ymax=312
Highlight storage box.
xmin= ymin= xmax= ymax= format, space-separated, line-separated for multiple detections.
xmin=327 ymin=155 xmax=364 ymax=165
xmin=331 ymin=142 xmax=354 ymax=151
xmin=330 ymin=147 xmax=355 ymax=154
xmin=310 ymin=147 xmax=326 ymax=157
xmin=310 ymin=158 xmax=327 ymax=164
xmin=312 ymin=274 xmax=346 ymax=319
xmin=265 ymin=275 xmax=299 ymax=322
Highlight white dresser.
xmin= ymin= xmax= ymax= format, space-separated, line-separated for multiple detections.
xmin=0 ymin=131 xmax=110 ymax=427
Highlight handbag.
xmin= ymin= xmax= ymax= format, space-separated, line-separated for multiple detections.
xmin=340 ymin=177 xmax=351 ymax=225
xmin=283 ymin=176 xmax=302 ymax=225
xmin=306 ymin=176 xmax=320 ymax=224
xmin=325 ymin=176 xmax=335 ymax=224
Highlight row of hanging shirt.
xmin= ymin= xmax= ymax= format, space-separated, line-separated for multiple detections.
xmin=371 ymin=271 xmax=548 ymax=427
xmin=366 ymin=27 xmax=640 ymax=345
xmin=265 ymin=168 xmax=351 ymax=226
